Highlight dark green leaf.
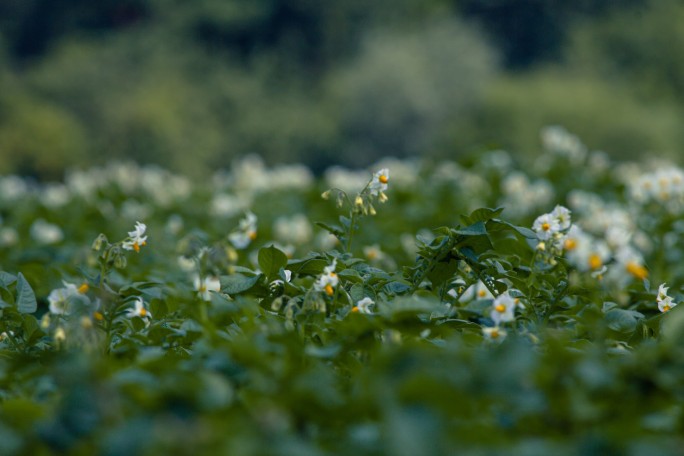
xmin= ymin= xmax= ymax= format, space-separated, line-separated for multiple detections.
xmin=0 ymin=272 xmax=16 ymax=288
xmin=16 ymin=273 xmax=37 ymax=314
xmin=383 ymin=281 xmax=411 ymax=295
xmin=287 ymin=258 xmax=329 ymax=276
xmin=258 ymin=245 xmax=288 ymax=280
xmin=221 ymin=273 xmax=262 ymax=295
xmin=460 ymin=207 xmax=504 ymax=225
xmin=452 ymin=221 xmax=486 ymax=236
xmin=605 ymin=308 xmax=644 ymax=333
xmin=337 ymin=269 xmax=363 ymax=284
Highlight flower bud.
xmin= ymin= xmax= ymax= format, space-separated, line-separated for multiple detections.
xmin=114 ymin=255 xmax=127 ymax=269
xmin=91 ymin=233 xmax=107 ymax=251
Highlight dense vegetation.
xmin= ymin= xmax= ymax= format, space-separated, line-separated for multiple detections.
xmin=0 ymin=128 xmax=683 ymax=454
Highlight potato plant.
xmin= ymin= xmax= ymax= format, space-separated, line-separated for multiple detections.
xmin=0 ymin=127 xmax=683 ymax=455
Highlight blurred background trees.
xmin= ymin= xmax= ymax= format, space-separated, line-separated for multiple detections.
xmin=0 ymin=0 xmax=682 ymax=179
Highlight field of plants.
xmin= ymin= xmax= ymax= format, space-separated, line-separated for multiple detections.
xmin=1 ymin=126 xmax=684 ymax=455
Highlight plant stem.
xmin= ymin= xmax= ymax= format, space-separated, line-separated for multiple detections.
xmin=346 ymin=211 xmax=357 ymax=254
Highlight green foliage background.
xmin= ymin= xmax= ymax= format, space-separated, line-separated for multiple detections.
xmin=1 ymin=0 xmax=684 ymax=178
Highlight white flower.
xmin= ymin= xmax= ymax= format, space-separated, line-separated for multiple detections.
xmin=482 ymin=326 xmax=507 ymax=342
xmin=0 ymin=227 xmax=18 ymax=247
xmin=657 ymin=283 xmax=670 ymax=302
xmin=314 ymin=260 xmax=339 ymax=296
xmin=457 ymin=280 xmax=494 ymax=302
xmin=551 ymin=205 xmax=572 ymax=230
xmin=273 ymin=214 xmax=312 ymax=245
xmin=122 ymin=221 xmax=147 ymax=252
xmin=369 ymin=168 xmax=389 ymax=196
xmin=564 ymin=225 xmax=611 ymax=272
xmin=48 ymin=282 xmax=80 ymax=315
xmin=656 ymin=283 xmax=677 ymax=312
xmin=229 ymin=212 xmax=257 ymax=249
xmin=210 ymin=193 xmax=247 ymax=218
xmin=658 ymin=296 xmax=676 ymax=313
xmin=363 ymin=244 xmax=385 ymax=262
xmin=30 ymin=219 xmax=64 ymax=245
xmin=126 ymin=298 xmax=151 ymax=319
xmin=194 ymin=275 xmax=221 ymax=301
xmin=490 ymin=292 xmax=518 ymax=326
xmin=271 ymin=269 xmax=292 ymax=287
xmin=532 ymin=213 xmax=561 ymax=241
xmin=353 ymin=297 xmax=375 ymax=314
xmin=47 ymin=281 xmax=90 ymax=315
xmin=605 ymin=226 xmax=632 ymax=250
xmin=177 ymin=255 xmax=196 ymax=272
xmin=615 ymin=245 xmax=649 ymax=281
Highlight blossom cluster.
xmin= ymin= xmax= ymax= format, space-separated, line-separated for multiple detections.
xmin=532 ymin=205 xmax=649 ymax=285
xmin=629 ymin=166 xmax=684 ymax=213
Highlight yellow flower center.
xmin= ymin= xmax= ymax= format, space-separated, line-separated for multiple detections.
xmin=325 ymin=284 xmax=334 ymax=296
xmin=77 ymin=283 xmax=89 ymax=294
xmin=663 ymin=304 xmax=671 ymax=312
xmin=478 ymin=289 xmax=487 ymax=298
xmin=249 ymin=231 xmax=257 ymax=241
xmin=139 ymin=308 xmax=147 ymax=317
xmin=495 ymin=304 xmax=506 ymax=313
xmin=490 ymin=329 xmax=499 ymax=339
xmin=93 ymin=311 xmax=104 ymax=321
xmin=351 ymin=306 xmax=359 ymax=313
xmin=564 ymin=238 xmax=577 ymax=251
xmin=542 ymin=222 xmax=550 ymax=232
xmin=133 ymin=242 xmax=141 ymax=253
xmin=626 ymin=261 xmax=648 ymax=280
xmin=588 ymin=254 xmax=602 ymax=270
xmin=379 ymin=175 xmax=388 ymax=184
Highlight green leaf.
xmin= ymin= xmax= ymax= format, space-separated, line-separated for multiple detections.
xmin=258 ymin=246 xmax=288 ymax=280
xmin=383 ymin=281 xmax=411 ymax=295
xmin=314 ymin=222 xmax=343 ymax=237
xmin=660 ymin=304 xmax=684 ymax=342
xmin=489 ymin=220 xmax=537 ymax=239
xmin=287 ymin=258 xmax=329 ymax=276
xmin=350 ymin=283 xmax=375 ymax=302
xmin=221 ymin=273 xmax=262 ymax=295
xmin=337 ymin=269 xmax=363 ymax=284
xmin=452 ymin=221 xmax=486 ymax=236
xmin=22 ymin=315 xmax=42 ymax=344
xmin=378 ymin=295 xmax=445 ymax=322
xmin=0 ymin=272 xmax=17 ymax=288
xmin=460 ymin=207 xmax=504 ymax=225
xmin=436 ymin=318 xmax=482 ymax=332
xmin=605 ymin=308 xmax=644 ymax=333
xmin=15 ymin=273 xmax=37 ymax=314
xmin=426 ymin=258 xmax=459 ymax=288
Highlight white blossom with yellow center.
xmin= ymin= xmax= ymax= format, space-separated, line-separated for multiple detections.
xmin=122 ymin=221 xmax=148 ymax=253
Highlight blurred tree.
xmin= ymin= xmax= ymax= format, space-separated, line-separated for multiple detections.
xmin=567 ymin=0 xmax=684 ymax=101
xmin=458 ymin=0 xmax=647 ymax=68
xmin=439 ymin=71 xmax=684 ymax=163
xmin=329 ymin=19 xmax=497 ymax=165
xmin=0 ymin=0 xmax=150 ymax=60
